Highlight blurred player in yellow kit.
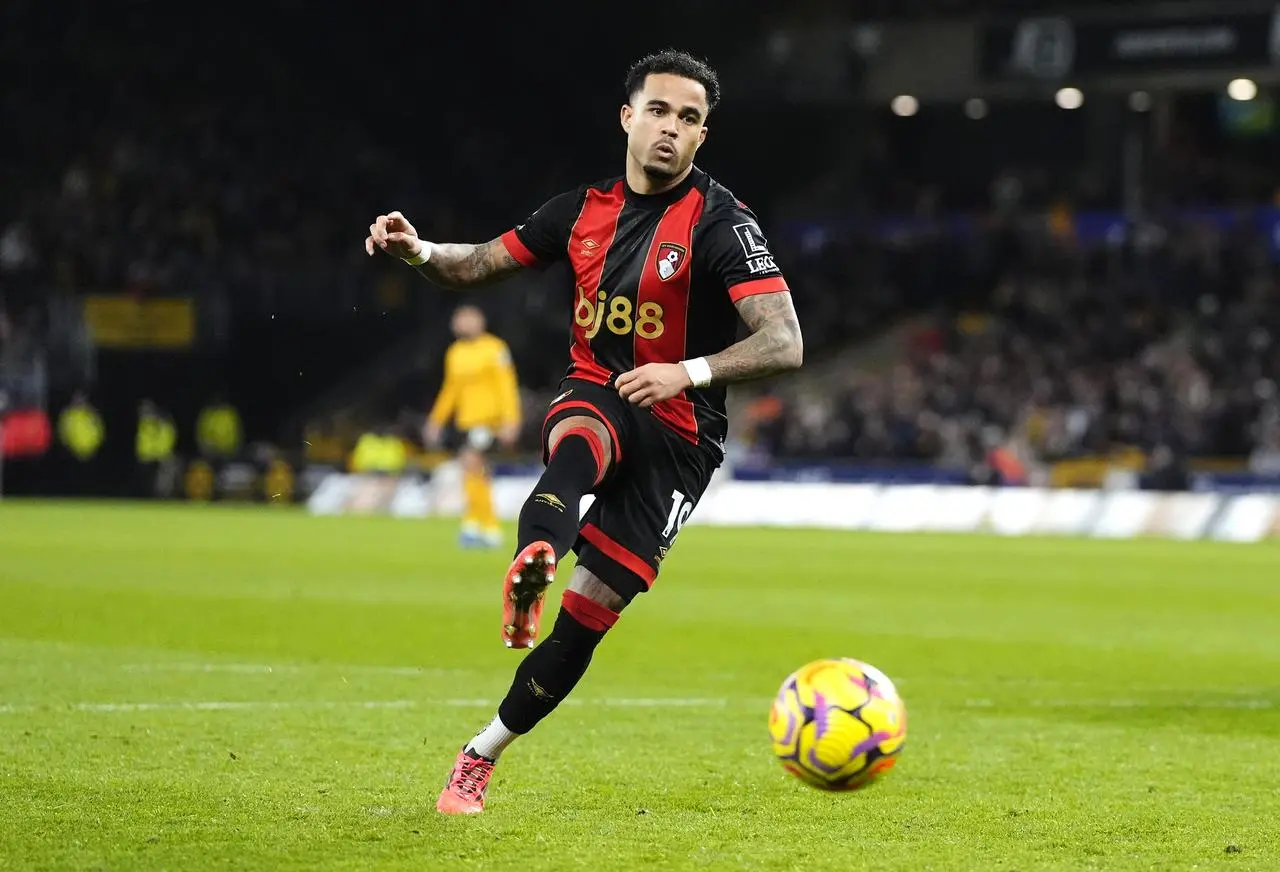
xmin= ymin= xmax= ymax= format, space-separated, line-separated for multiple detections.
xmin=424 ymin=305 xmax=522 ymax=548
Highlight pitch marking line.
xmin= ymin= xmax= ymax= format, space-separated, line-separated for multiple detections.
xmin=964 ymin=698 xmax=1274 ymax=710
xmin=0 ymin=698 xmax=730 ymax=715
xmin=115 ymin=665 xmax=1266 ymax=698
xmin=0 ymin=697 xmax=1270 ymax=716
xmin=121 ymin=663 xmax=458 ymax=677
xmin=0 ymin=700 xmax=418 ymax=715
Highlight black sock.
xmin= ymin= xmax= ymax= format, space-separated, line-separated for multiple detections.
xmin=497 ymin=607 xmax=607 ymax=733
xmin=516 ymin=433 xmax=600 ymax=560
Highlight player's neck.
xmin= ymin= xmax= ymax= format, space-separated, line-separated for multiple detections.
xmin=624 ymin=159 xmax=693 ymax=197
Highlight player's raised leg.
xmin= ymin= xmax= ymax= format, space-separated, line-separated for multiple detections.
xmin=437 ymin=566 xmax=627 ymax=814
xmin=501 ymin=412 xmax=614 ymax=649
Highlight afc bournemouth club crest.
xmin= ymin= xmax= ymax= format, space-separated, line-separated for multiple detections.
xmin=656 ymin=242 xmax=687 ymax=281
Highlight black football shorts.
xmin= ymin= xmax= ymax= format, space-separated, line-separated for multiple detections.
xmin=541 ymin=378 xmax=719 ymax=602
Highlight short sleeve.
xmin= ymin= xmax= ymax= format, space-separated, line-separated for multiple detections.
xmin=500 ymin=189 xmax=583 ymax=266
xmin=701 ymin=205 xmax=790 ymax=302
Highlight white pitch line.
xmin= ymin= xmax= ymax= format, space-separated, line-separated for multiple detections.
xmin=113 ymin=666 xmax=1271 ymax=703
xmin=121 ymin=663 xmax=457 ymax=677
xmin=964 ymin=698 xmax=1274 ymax=710
xmin=0 ymin=697 xmax=733 ymax=716
xmin=0 ymin=697 xmax=1269 ymax=717
xmin=0 ymin=700 xmax=420 ymax=715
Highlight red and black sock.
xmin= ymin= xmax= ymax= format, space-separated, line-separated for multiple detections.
xmin=515 ymin=428 xmax=606 ymax=561
xmin=497 ymin=595 xmax=620 ymax=733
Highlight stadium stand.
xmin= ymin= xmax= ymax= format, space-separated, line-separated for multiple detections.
xmin=3 ymin=0 xmax=1279 ymax=494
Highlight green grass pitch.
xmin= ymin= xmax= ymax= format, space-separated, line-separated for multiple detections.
xmin=1 ymin=500 xmax=1278 ymax=871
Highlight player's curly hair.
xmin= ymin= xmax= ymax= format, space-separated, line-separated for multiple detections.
xmin=624 ymin=49 xmax=721 ymax=114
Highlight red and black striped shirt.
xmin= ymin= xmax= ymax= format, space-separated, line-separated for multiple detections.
xmin=499 ymin=166 xmax=790 ymax=459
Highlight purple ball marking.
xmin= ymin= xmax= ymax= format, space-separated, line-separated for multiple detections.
xmin=849 ymin=731 xmax=892 ymax=763
xmin=806 ymin=745 xmax=843 ymax=775
xmin=803 ymin=691 xmax=844 ymax=776
xmin=813 ymin=691 xmax=829 ymax=738
xmin=868 ymin=683 xmax=893 ymax=702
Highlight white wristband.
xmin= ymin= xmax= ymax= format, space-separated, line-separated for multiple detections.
xmin=681 ymin=357 xmax=712 ymax=388
xmin=402 ymin=241 xmax=433 ymax=266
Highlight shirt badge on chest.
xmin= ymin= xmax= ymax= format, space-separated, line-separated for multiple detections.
xmin=655 ymin=242 xmax=688 ymax=282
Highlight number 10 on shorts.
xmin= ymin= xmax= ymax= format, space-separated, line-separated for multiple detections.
xmin=662 ymin=490 xmax=694 ymax=540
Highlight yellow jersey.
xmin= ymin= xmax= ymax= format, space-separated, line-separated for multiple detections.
xmin=428 ymin=332 xmax=521 ymax=432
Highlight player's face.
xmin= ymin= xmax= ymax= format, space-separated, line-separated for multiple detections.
xmin=621 ymin=73 xmax=709 ymax=182
xmin=452 ymin=308 xmax=484 ymax=338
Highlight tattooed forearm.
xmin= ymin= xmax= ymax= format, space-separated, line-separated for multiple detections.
xmin=412 ymin=238 xmax=523 ymax=289
xmin=704 ymin=292 xmax=804 ymax=384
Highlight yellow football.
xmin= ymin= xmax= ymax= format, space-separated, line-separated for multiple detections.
xmin=768 ymin=657 xmax=907 ymax=790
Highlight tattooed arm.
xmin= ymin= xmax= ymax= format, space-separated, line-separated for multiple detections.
xmin=365 ymin=211 xmax=528 ymax=290
xmin=367 ymin=190 xmax=581 ymax=289
xmin=616 ymin=207 xmax=803 ymax=408
xmin=615 ymin=291 xmax=802 ymax=407
xmin=705 ymin=292 xmax=804 ymax=383
xmin=409 ymin=239 xmax=524 ymax=290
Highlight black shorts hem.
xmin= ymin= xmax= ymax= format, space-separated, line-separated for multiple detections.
xmin=573 ymin=546 xmax=651 ymax=604
xmin=572 ymin=521 xmax=660 ymax=603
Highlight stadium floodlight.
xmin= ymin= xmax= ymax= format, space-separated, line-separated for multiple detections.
xmin=890 ymin=95 xmax=919 ymax=117
xmin=1228 ymin=78 xmax=1258 ymax=101
xmin=1055 ymin=87 xmax=1084 ymax=109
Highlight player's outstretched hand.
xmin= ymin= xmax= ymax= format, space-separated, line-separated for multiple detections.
xmin=616 ymin=363 xmax=693 ymax=409
xmin=365 ymin=211 xmax=423 ymax=259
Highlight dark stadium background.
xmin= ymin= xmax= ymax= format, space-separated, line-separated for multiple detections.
xmin=3 ymin=0 xmax=1280 ymax=498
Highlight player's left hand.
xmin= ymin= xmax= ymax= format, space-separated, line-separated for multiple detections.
xmin=615 ymin=363 xmax=692 ymax=409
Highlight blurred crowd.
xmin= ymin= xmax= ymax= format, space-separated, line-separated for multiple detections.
xmin=743 ymin=212 xmax=1280 ymax=475
xmin=9 ymin=90 xmax=1280 ymax=473
xmin=4 ymin=4 xmax=1280 ymax=478
xmin=2 ymin=65 xmax=415 ymax=320
xmin=0 ymin=298 xmax=30 ymax=360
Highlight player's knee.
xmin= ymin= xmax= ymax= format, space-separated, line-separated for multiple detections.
xmin=548 ymin=416 xmax=612 ymax=461
xmin=565 ymin=567 xmax=627 ymax=626
xmin=547 ymin=415 xmax=613 ymax=483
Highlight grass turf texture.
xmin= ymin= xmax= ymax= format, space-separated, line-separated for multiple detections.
xmin=1 ymin=500 xmax=1278 ymax=871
